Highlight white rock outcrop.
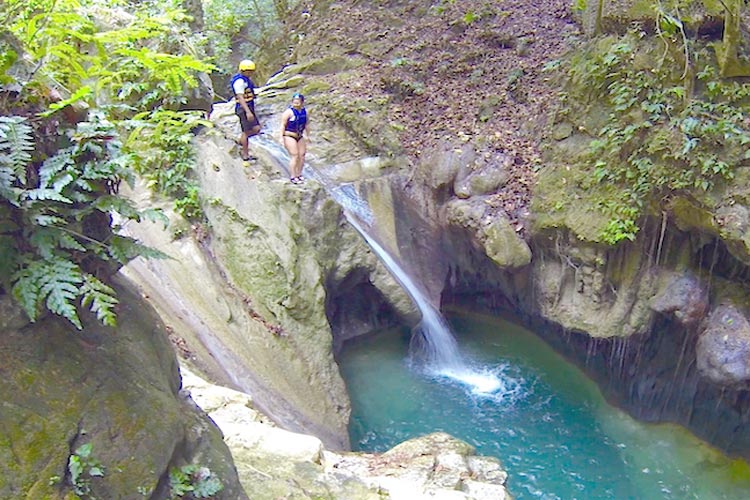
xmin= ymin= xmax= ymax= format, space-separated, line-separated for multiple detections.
xmin=182 ymin=367 xmax=513 ymax=500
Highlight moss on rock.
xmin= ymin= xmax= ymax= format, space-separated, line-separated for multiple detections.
xmin=0 ymin=281 xmax=245 ymax=499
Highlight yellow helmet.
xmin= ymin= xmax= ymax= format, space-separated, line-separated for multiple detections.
xmin=238 ymin=59 xmax=256 ymax=71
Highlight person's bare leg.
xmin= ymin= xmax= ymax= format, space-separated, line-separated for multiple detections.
xmin=240 ymin=132 xmax=249 ymax=160
xmin=296 ymin=139 xmax=307 ymax=178
xmin=284 ymin=137 xmax=300 ymax=180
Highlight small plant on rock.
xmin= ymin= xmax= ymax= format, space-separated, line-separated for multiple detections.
xmin=67 ymin=443 xmax=105 ymax=498
xmin=169 ymin=464 xmax=224 ymax=499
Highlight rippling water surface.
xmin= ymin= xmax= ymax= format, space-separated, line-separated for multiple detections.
xmin=339 ymin=313 xmax=750 ymax=499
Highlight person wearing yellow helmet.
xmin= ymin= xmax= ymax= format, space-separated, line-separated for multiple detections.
xmin=231 ymin=59 xmax=261 ymax=164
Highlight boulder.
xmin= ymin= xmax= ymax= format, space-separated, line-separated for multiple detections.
xmin=651 ymin=271 xmax=709 ymax=326
xmin=183 ymin=370 xmax=513 ymax=500
xmin=445 ymin=198 xmax=531 ymax=270
xmin=0 ymin=280 xmax=245 ymax=499
xmin=697 ymin=303 xmax=750 ymax=387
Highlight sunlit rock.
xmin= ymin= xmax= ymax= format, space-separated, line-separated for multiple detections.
xmin=183 ymin=371 xmax=513 ymax=499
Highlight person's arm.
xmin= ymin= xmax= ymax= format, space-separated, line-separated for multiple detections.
xmin=238 ymin=95 xmax=253 ymax=118
xmin=280 ymin=110 xmax=290 ymax=141
xmin=234 ymin=81 xmax=254 ymax=118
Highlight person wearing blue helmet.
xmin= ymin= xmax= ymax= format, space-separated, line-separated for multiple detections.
xmin=280 ymin=92 xmax=309 ymax=184
xmin=231 ymin=59 xmax=261 ymax=165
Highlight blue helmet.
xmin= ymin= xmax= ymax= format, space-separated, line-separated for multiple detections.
xmin=292 ymin=92 xmax=305 ymax=102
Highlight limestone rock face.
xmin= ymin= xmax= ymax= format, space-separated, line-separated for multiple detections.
xmin=121 ymin=100 xmax=420 ymax=450
xmin=0 ymin=282 xmax=245 ymax=499
xmin=445 ymin=198 xmax=531 ymax=270
xmin=697 ymin=303 xmax=750 ymax=387
xmin=528 ymin=234 xmax=657 ymax=338
xmin=183 ymin=369 xmax=513 ymax=500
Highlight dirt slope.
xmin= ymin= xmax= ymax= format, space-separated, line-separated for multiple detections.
xmin=293 ymin=0 xmax=581 ymax=223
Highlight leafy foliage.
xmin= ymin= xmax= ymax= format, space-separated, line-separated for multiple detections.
xmin=1 ymin=114 xmax=168 ymax=328
xmin=169 ymin=464 xmax=224 ymax=499
xmin=68 ymin=443 xmax=106 ymax=498
xmin=203 ymin=0 xmax=292 ymax=81
xmin=124 ymin=109 xmax=209 ymax=219
xmin=565 ymin=27 xmax=750 ymax=244
xmin=0 ymin=0 xmax=217 ymax=329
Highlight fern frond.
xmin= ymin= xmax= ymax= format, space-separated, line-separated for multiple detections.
xmin=42 ymin=275 xmax=82 ymax=329
xmin=41 ymin=85 xmax=93 ymax=118
xmin=12 ymin=261 xmax=43 ymax=322
xmin=108 ymin=234 xmax=169 ymax=264
xmin=29 ymin=227 xmax=86 ymax=258
xmin=22 ymin=188 xmax=73 ymax=203
xmin=0 ymin=165 xmax=21 ymax=204
xmin=140 ymin=208 xmax=169 ymax=229
xmin=12 ymin=257 xmax=84 ymax=328
xmin=0 ymin=116 xmax=34 ymax=181
xmin=80 ymin=274 xmax=118 ymax=327
xmin=32 ymin=214 xmax=66 ymax=226
xmin=39 ymin=153 xmax=76 ymax=190
xmin=93 ymin=195 xmax=141 ymax=220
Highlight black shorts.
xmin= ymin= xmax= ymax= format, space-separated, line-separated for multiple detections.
xmin=236 ymin=108 xmax=260 ymax=133
xmin=283 ymin=131 xmax=303 ymax=141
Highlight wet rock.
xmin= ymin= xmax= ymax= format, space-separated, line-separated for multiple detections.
xmin=697 ymin=303 xmax=750 ymax=387
xmin=651 ymin=272 xmax=709 ymax=326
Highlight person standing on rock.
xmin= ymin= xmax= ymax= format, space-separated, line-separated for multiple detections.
xmin=231 ymin=59 xmax=261 ymax=166
xmin=280 ymin=92 xmax=309 ymax=184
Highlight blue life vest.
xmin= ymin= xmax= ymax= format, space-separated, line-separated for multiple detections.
xmin=285 ymin=107 xmax=307 ymax=135
xmin=230 ymin=74 xmax=256 ymax=113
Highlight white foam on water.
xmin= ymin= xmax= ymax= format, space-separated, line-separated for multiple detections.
xmin=424 ymin=361 xmax=527 ymax=407
xmin=436 ymin=366 xmax=504 ymax=394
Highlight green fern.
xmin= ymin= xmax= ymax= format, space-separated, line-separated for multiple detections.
xmin=0 ymin=116 xmax=34 ymax=201
xmin=80 ymin=275 xmax=118 ymax=327
xmin=1 ymin=0 xmax=214 ymax=330
xmin=108 ymin=235 xmax=169 ymax=264
xmin=29 ymin=227 xmax=86 ymax=259
xmin=2 ymin=112 xmax=168 ymax=329
xmin=13 ymin=257 xmax=84 ymax=328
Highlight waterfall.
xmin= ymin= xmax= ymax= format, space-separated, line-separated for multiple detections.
xmin=257 ymin=134 xmax=502 ymax=393
xmin=346 ymin=215 xmax=463 ymax=369
xmin=345 ymin=213 xmax=503 ymax=394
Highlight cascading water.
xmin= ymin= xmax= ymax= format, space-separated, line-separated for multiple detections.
xmin=256 ymin=132 xmax=504 ymax=394
xmin=345 ymin=214 xmax=503 ymax=395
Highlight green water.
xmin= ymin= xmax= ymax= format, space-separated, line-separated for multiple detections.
xmin=339 ymin=312 xmax=750 ymax=499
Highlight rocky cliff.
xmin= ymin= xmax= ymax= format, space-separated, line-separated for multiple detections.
xmin=263 ymin=0 xmax=750 ymax=459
